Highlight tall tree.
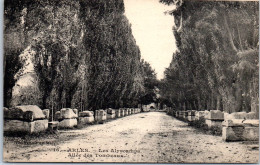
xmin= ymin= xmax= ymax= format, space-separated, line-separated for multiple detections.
xmin=159 ymin=1 xmax=259 ymax=113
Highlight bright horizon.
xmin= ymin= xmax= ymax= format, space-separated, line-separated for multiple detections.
xmin=124 ymin=0 xmax=177 ymax=80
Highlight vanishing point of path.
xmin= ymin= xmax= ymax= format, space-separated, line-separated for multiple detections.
xmin=4 ymin=112 xmax=259 ymax=163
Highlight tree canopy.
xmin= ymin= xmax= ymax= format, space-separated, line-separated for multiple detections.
xmin=4 ymin=0 xmax=157 ymax=113
xmin=159 ymin=1 xmax=259 ymax=113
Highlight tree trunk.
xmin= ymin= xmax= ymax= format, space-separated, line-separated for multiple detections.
xmin=197 ymin=97 xmax=201 ymax=110
xmin=193 ymin=100 xmax=197 ymax=110
xmin=207 ymin=97 xmax=211 ymax=110
xmin=217 ymin=95 xmax=220 ymax=110
xmin=223 ymin=14 xmax=238 ymax=53
xmin=183 ymin=102 xmax=186 ymax=110
xmin=211 ymin=92 xmax=215 ymax=110
xmin=234 ymin=83 xmax=242 ymax=112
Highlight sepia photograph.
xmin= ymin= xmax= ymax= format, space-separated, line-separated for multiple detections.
xmin=3 ymin=0 xmax=259 ymax=163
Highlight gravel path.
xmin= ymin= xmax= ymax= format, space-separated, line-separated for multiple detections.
xmin=4 ymin=112 xmax=259 ymax=163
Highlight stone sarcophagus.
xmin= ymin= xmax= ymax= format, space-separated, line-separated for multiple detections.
xmin=195 ymin=111 xmax=207 ymax=120
xmin=78 ymin=111 xmax=94 ymax=125
xmin=131 ymin=109 xmax=134 ymax=114
xmin=222 ymin=119 xmax=259 ymax=141
xmin=115 ymin=109 xmax=121 ymax=118
xmin=125 ymin=108 xmax=129 ymax=116
xmin=120 ymin=108 xmax=125 ymax=117
xmin=222 ymin=111 xmax=259 ymax=141
xmin=4 ymin=105 xmax=49 ymax=133
xmin=55 ymin=108 xmax=78 ymax=128
xmin=183 ymin=111 xmax=189 ymax=120
xmin=95 ymin=110 xmax=107 ymax=123
xmin=128 ymin=108 xmax=131 ymax=115
xmin=179 ymin=111 xmax=185 ymax=118
xmin=205 ymin=110 xmax=224 ymax=128
xmin=187 ymin=110 xmax=196 ymax=122
xmin=128 ymin=108 xmax=132 ymax=115
xmin=107 ymin=108 xmax=116 ymax=120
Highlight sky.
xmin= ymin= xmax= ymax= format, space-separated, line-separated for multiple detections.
xmin=124 ymin=0 xmax=177 ymax=80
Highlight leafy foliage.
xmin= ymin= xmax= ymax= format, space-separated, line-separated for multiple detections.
xmin=140 ymin=60 xmax=159 ymax=105
xmin=159 ymin=1 xmax=259 ymax=112
xmin=4 ymin=0 xmax=155 ymax=112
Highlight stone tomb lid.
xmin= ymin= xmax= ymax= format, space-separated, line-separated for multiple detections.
xmin=5 ymin=105 xmax=45 ymax=120
xmin=79 ymin=111 xmax=93 ymax=117
xmin=107 ymin=108 xmax=115 ymax=114
xmin=222 ymin=119 xmax=259 ymax=127
xmin=60 ymin=108 xmax=78 ymax=119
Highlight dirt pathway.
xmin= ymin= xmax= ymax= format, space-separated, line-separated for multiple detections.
xmin=4 ymin=112 xmax=259 ymax=163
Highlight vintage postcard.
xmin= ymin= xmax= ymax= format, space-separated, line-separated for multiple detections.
xmin=3 ymin=0 xmax=259 ymax=163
